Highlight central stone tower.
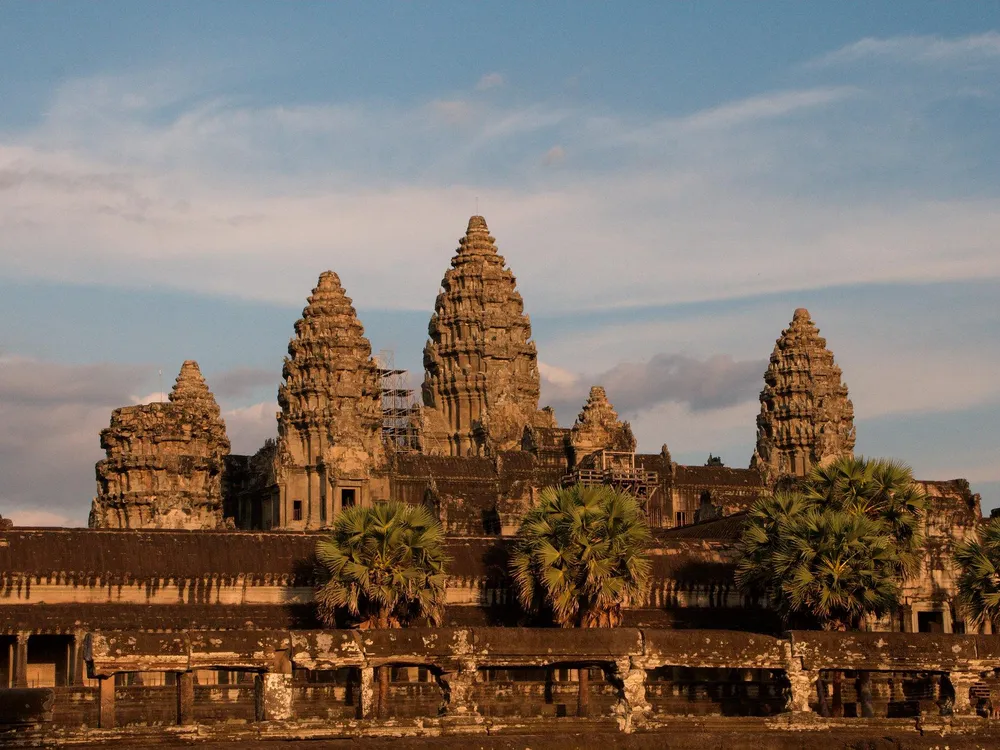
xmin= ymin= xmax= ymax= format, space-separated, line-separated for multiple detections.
xmin=272 ymin=271 xmax=386 ymax=529
xmin=421 ymin=216 xmax=550 ymax=456
xmin=752 ymin=308 xmax=856 ymax=480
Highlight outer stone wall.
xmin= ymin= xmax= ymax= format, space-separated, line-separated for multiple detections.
xmin=8 ymin=628 xmax=1000 ymax=747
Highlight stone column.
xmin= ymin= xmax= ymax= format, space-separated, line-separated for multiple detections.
xmin=177 ymin=672 xmax=195 ymax=725
xmin=72 ymin=632 xmax=87 ymax=686
xmin=439 ymin=663 xmax=479 ymax=716
xmin=14 ymin=632 xmax=29 ymax=688
xmin=98 ymin=675 xmax=116 ymax=729
xmin=784 ymin=648 xmax=816 ymax=715
xmin=359 ymin=666 xmax=376 ymax=719
xmin=950 ymin=671 xmax=981 ymax=716
xmin=255 ymin=672 xmax=293 ymax=721
xmin=900 ymin=604 xmax=913 ymax=633
xmin=612 ymin=658 xmax=649 ymax=733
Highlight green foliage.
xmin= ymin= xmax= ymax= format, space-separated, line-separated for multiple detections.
xmin=510 ymin=484 xmax=651 ymax=628
xmin=954 ymin=517 xmax=1000 ymax=631
xmin=736 ymin=456 xmax=926 ymax=630
xmin=315 ymin=500 xmax=449 ymax=629
xmin=733 ymin=491 xmax=813 ymax=600
xmin=804 ymin=456 xmax=927 ymax=576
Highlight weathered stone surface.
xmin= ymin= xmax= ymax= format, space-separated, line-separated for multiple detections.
xmin=639 ymin=630 xmax=786 ymax=669
xmin=570 ymin=386 xmax=636 ymax=465
xmin=273 ymin=271 xmax=386 ymax=528
xmin=789 ymin=630 xmax=979 ymax=671
xmin=421 ymin=216 xmax=549 ymax=457
xmin=90 ymin=361 xmax=230 ymax=529
xmin=751 ymin=308 xmax=855 ymax=480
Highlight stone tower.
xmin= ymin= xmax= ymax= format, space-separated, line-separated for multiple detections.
xmin=90 ymin=360 xmax=230 ymax=529
xmin=273 ymin=271 xmax=386 ymax=529
xmin=752 ymin=308 xmax=855 ymax=480
xmin=421 ymin=216 xmax=550 ymax=456
xmin=570 ymin=386 xmax=636 ymax=466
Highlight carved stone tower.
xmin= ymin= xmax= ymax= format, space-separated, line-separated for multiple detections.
xmin=273 ymin=271 xmax=386 ymax=529
xmin=421 ymin=216 xmax=549 ymax=456
xmin=570 ymin=386 xmax=636 ymax=466
xmin=90 ymin=360 xmax=230 ymax=529
xmin=752 ymin=308 xmax=855 ymax=480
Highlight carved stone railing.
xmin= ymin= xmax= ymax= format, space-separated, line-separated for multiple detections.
xmin=3 ymin=628 xmax=994 ymax=736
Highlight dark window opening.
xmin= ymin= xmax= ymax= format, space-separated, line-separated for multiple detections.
xmin=918 ymin=611 xmax=945 ymax=633
xmin=292 ymin=500 xmax=303 ymax=521
xmin=341 ymin=488 xmax=356 ymax=509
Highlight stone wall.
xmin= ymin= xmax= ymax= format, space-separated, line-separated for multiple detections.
xmin=7 ymin=627 xmax=1000 ymax=746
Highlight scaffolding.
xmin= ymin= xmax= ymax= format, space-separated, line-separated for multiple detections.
xmin=376 ymin=349 xmax=421 ymax=452
xmin=562 ymin=449 xmax=660 ymax=505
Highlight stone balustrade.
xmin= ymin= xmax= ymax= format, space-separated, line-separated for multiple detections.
xmin=4 ymin=627 xmax=1000 ymax=743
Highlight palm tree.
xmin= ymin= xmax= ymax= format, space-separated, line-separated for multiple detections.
xmin=509 ymin=484 xmax=651 ymax=716
xmin=736 ymin=463 xmax=921 ymax=719
xmin=779 ymin=509 xmax=902 ymax=631
xmin=804 ymin=456 xmax=927 ymax=577
xmin=315 ymin=500 xmax=449 ymax=716
xmin=734 ymin=491 xmax=813 ymax=603
xmin=954 ymin=517 xmax=1000 ymax=632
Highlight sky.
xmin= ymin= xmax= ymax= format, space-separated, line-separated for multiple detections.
xmin=1 ymin=2 xmax=999 ymax=526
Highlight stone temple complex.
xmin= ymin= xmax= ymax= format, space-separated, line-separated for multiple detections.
xmin=1 ymin=216 xmax=995 ymax=746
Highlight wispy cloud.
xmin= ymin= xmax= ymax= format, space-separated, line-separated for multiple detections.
xmin=540 ymin=352 xmax=764 ymax=424
xmin=1 ymin=41 xmax=995 ymax=316
xmin=475 ymin=72 xmax=505 ymax=91
xmin=672 ymin=86 xmax=858 ymax=133
xmin=542 ymin=144 xmax=565 ymax=165
xmin=814 ymin=31 xmax=1000 ymax=66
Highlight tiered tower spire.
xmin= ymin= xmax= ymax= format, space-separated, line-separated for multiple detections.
xmin=752 ymin=308 xmax=855 ymax=480
xmin=90 ymin=360 xmax=230 ymax=529
xmin=570 ymin=386 xmax=636 ymax=464
xmin=274 ymin=271 xmax=385 ymax=528
xmin=421 ymin=216 xmax=548 ymax=456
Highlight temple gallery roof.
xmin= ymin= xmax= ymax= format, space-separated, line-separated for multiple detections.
xmin=0 ymin=528 xmax=505 ymax=581
xmin=0 ymin=527 xmax=721 ymax=586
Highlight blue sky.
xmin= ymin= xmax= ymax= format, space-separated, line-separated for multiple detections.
xmin=1 ymin=3 xmax=999 ymax=525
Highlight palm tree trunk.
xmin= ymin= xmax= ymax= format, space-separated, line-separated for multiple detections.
xmin=577 ymin=666 xmax=590 ymax=718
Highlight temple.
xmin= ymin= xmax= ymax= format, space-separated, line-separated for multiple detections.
xmin=89 ymin=360 xmax=230 ymax=530
xmin=421 ymin=216 xmax=552 ymax=456
xmin=752 ymin=308 xmax=856 ymax=480
xmin=1 ymin=216 xmax=994 ymax=745
xmin=270 ymin=270 xmax=386 ymax=529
